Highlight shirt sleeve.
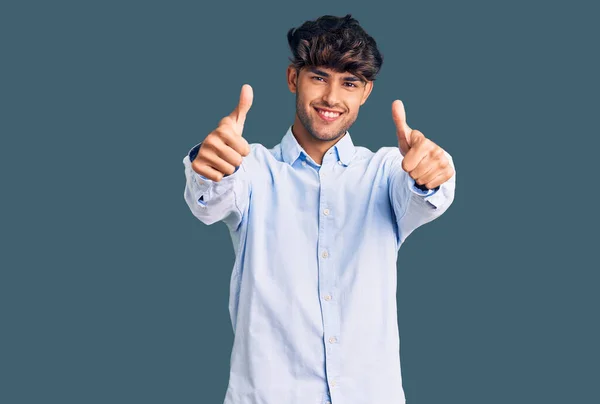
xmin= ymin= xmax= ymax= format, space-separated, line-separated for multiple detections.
xmin=388 ymin=148 xmax=456 ymax=245
xmin=182 ymin=142 xmax=250 ymax=231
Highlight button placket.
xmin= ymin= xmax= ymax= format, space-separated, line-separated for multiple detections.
xmin=317 ymin=161 xmax=341 ymax=398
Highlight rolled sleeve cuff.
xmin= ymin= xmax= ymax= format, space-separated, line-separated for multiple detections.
xmin=408 ymin=176 xmax=439 ymax=197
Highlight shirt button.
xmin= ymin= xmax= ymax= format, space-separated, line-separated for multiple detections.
xmin=329 ymin=336 xmax=337 ymax=343
xmin=302 ymin=161 xmax=307 ymax=166
xmin=330 ymin=380 xmax=336 ymax=388
xmin=322 ymin=251 xmax=329 ymax=258
xmin=323 ymin=208 xmax=330 ymax=215
xmin=338 ymin=161 xmax=343 ymax=165
xmin=321 ymin=172 xmax=326 ymax=177
xmin=324 ymin=294 xmax=332 ymax=301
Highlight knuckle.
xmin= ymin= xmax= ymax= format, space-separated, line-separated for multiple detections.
xmin=204 ymin=134 xmax=219 ymax=148
xmin=241 ymin=141 xmax=251 ymax=156
xmin=212 ymin=127 xmax=228 ymax=140
xmin=197 ymin=145 xmax=211 ymax=160
xmin=222 ymin=124 xmax=239 ymax=138
xmin=191 ymin=162 xmax=202 ymax=174
xmin=219 ymin=116 xmax=233 ymax=127
xmin=217 ymin=122 xmax=233 ymax=134
xmin=193 ymin=164 xmax=208 ymax=177
xmin=232 ymin=139 xmax=250 ymax=157
xmin=402 ymin=160 xmax=410 ymax=172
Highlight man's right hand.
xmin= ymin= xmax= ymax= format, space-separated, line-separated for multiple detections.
xmin=191 ymin=84 xmax=253 ymax=182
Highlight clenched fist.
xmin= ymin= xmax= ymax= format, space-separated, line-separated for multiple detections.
xmin=391 ymin=99 xmax=454 ymax=190
xmin=191 ymin=84 xmax=253 ymax=182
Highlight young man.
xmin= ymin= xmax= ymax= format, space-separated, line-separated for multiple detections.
xmin=182 ymin=14 xmax=456 ymax=404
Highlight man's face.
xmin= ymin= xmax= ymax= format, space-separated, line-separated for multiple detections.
xmin=287 ymin=65 xmax=373 ymax=142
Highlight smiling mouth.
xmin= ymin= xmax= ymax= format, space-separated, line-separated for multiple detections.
xmin=314 ymin=107 xmax=343 ymax=122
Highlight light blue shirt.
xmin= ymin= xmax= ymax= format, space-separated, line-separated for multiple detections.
xmin=182 ymin=125 xmax=456 ymax=404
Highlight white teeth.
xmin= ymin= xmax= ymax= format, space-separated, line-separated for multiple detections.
xmin=318 ymin=109 xmax=340 ymax=118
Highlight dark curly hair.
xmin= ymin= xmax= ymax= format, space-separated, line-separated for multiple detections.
xmin=287 ymin=14 xmax=383 ymax=82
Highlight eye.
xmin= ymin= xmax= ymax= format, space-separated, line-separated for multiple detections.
xmin=345 ymin=82 xmax=357 ymax=88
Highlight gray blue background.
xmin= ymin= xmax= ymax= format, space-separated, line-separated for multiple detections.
xmin=1 ymin=0 xmax=598 ymax=403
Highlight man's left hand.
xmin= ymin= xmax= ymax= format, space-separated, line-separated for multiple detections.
xmin=392 ymin=99 xmax=455 ymax=190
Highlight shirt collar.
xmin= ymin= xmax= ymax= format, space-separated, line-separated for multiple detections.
xmin=280 ymin=125 xmax=356 ymax=166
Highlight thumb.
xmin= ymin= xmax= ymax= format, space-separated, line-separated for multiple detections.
xmin=231 ymin=84 xmax=253 ymax=129
xmin=392 ymin=99 xmax=412 ymax=156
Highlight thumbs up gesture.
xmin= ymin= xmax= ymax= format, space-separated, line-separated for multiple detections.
xmin=192 ymin=84 xmax=253 ymax=182
xmin=391 ymin=100 xmax=454 ymax=190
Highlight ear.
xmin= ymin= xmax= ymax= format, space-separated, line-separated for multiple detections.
xmin=360 ymin=80 xmax=374 ymax=106
xmin=287 ymin=64 xmax=299 ymax=93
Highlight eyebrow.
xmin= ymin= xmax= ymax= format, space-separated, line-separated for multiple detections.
xmin=309 ymin=67 xmax=364 ymax=84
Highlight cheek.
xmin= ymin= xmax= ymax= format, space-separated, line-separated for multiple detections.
xmin=298 ymin=92 xmax=314 ymax=109
xmin=345 ymin=103 xmax=361 ymax=117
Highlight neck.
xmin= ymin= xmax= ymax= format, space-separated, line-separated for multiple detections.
xmin=291 ymin=116 xmax=343 ymax=165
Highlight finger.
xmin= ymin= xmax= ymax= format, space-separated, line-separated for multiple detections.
xmin=230 ymin=84 xmax=253 ymax=128
xmin=401 ymin=131 xmax=429 ymax=172
xmin=214 ymin=127 xmax=251 ymax=156
xmin=204 ymin=134 xmax=245 ymax=166
xmin=212 ymin=142 xmax=244 ymax=168
xmin=199 ymin=144 xmax=238 ymax=176
xmin=193 ymin=164 xmax=225 ymax=182
xmin=410 ymin=154 xmax=435 ymax=182
xmin=392 ymin=100 xmax=412 ymax=155
xmin=424 ymin=170 xmax=449 ymax=190
xmin=416 ymin=165 xmax=440 ymax=186
xmin=411 ymin=148 xmax=444 ymax=180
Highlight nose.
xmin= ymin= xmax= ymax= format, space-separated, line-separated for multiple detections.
xmin=321 ymin=83 xmax=342 ymax=109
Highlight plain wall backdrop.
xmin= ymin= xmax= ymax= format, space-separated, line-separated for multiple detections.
xmin=1 ymin=1 xmax=597 ymax=403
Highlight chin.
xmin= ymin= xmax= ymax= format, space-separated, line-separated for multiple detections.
xmin=310 ymin=127 xmax=345 ymax=141
xmin=297 ymin=106 xmax=352 ymax=141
